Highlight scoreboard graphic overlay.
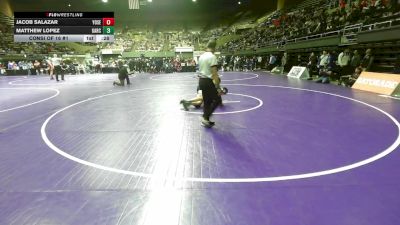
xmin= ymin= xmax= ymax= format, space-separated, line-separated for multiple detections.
xmin=14 ymin=12 xmax=114 ymax=43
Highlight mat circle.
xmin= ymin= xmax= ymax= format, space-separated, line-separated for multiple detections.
xmin=41 ymin=85 xmax=400 ymax=183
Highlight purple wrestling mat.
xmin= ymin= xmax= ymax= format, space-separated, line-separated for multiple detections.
xmin=0 ymin=72 xmax=399 ymax=225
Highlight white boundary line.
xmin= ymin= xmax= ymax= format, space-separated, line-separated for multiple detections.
xmin=150 ymin=72 xmax=259 ymax=82
xmin=7 ymin=77 xmax=28 ymax=84
xmin=0 ymin=88 xmax=60 ymax=113
xmin=41 ymin=84 xmax=400 ymax=183
xmin=222 ymin=100 xmax=241 ymax=104
xmin=8 ymin=74 xmax=118 ymax=86
xmin=8 ymin=76 xmax=58 ymax=85
xmin=379 ymin=95 xmax=400 ymax=100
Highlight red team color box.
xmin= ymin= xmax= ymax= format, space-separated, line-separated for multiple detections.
xmin=103 ymin=18 xmax=115 ymax=26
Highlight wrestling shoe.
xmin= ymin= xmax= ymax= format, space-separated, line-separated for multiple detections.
xmin=201 ymin=118 xmax=215 ymax=128
xmin=180 ymin=100 xmax=190 ymax=111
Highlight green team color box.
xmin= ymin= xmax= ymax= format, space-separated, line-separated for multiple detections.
xmin=103 ymin=26 xmax=114 ymax=34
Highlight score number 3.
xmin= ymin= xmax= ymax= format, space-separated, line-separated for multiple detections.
xmin=103 ymin=26 xmax=114 ymax=34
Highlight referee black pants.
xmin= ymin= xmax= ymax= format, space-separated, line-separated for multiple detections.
xmin=199 ymin=78 xmax=219 ymax=121
xmin=55 ymin=65 xmax=64 ymax=81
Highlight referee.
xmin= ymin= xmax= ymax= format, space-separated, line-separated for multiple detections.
xmin=198 ymin=40 xmax=220 ymax=128
xmin=51 ymin=54 xmax=63 ymax=81
xmin=113 ymin=60 xmax=130 ymax=86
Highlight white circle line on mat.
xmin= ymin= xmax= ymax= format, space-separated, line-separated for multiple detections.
xmin=0 ymin=87 xmax=60 ymax=113
xmin=150 ymin=72 xmax=259 ymax=82
xmin=40 ymin=84 xmax=400 ymax=183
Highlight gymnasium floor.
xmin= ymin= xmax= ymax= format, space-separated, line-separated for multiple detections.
xmin=0 ymin=71 xmax=399 ymax=225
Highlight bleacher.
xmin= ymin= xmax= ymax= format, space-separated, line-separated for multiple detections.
xmin=275 ymin=38 xmax=400 ymax=74
xmin=357 ymin=40 xmax=400 ymax=73
xmin=288 ymin=0 xmax=326 ymax=11
xmin=0 ymin=12 xmax=13 ymax=27
xmin=1 ymin=0 xmax=400 ymax=75
xmin=215 ymin=0 xmax=400 ymax=74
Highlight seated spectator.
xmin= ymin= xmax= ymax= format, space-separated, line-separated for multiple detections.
xmin=339 ymin=66 xmax=362 ymax=87
xmin=350 ymin=49 xmax=361 ymax=71
xmin=315 ymin=65 xmax=331 ymax=83
xmin=297 ymin=55 xmax=305 ymax=67
xmin=360 ymin=48 xmax=374 ymax=71
xmin=317 ymin=51 xmax=329 ymax=69
xmin=316 ymin=51 xmax=337 ymax=83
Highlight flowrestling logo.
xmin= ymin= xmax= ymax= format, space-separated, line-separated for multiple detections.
xmin=352 ymin=72 xmax=400 ymax=95
xmin=357 ymin=77 xmax=399 ymax=89
xmin=46 ymin=13 xmax=83 ymax=18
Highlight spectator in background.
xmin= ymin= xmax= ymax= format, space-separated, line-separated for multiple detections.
xmin=307 ymin=52 xmax=318 ymax=79
xmin=271 ymin=53 xmax=283 ymax=73
xmin=51 ymin=54 xmax=63 ymax=82
xmin=41 ymin=59 xmax=48 ymax=75
xmin=257 ymin=55 xmax=263 ymax=70
xmin=359 ymin=0 xmax=368 ymax=9
xmin=234 ymin=56 xmax=240 ymax=71
xmin=252 ymin=56 xmax=257 ymax=71
xmin=339 ymin=66 xmax=362 ymax=87
xmin=318 ymin=50 xmax=329 ymax=69
xmin=33 ymin=60 xmax=41 ymax=75
xmin=328 ymin=50 xmax=339 ymax=79
xmin=350 ymin=49 xmax=361 ymax=71
xmin=267 ymin=54 xmax=277 ymax=71
xmin=95 ymin=62 xmax=102 ymax=73
xmin=297 ymin=55 xmax=303 ymax=66
xmin=316 ymin=51 xmax=337 ymax=83
xmin=281 ymin=52 xmax=288 ymax=72
xmin=7 ymin=61 xmax=13 ymax=70
xmin=60 ymin=61 xmax=68 ymax=80
xmin=360 ymin=48 xmax=374 ymax=71
xmin=338 ymin=48 xmax=351 ymax=75
xmin=263 ymin=55 xmax=270 ymax=69
xmin=46 ymin=56 xmax=54 ymax=80
xmin=339 ymin=0 xmax=346 ymax=10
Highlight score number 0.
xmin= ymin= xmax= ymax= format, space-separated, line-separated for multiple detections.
xmin=102 ymin=18 xmax=115 ymax=26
